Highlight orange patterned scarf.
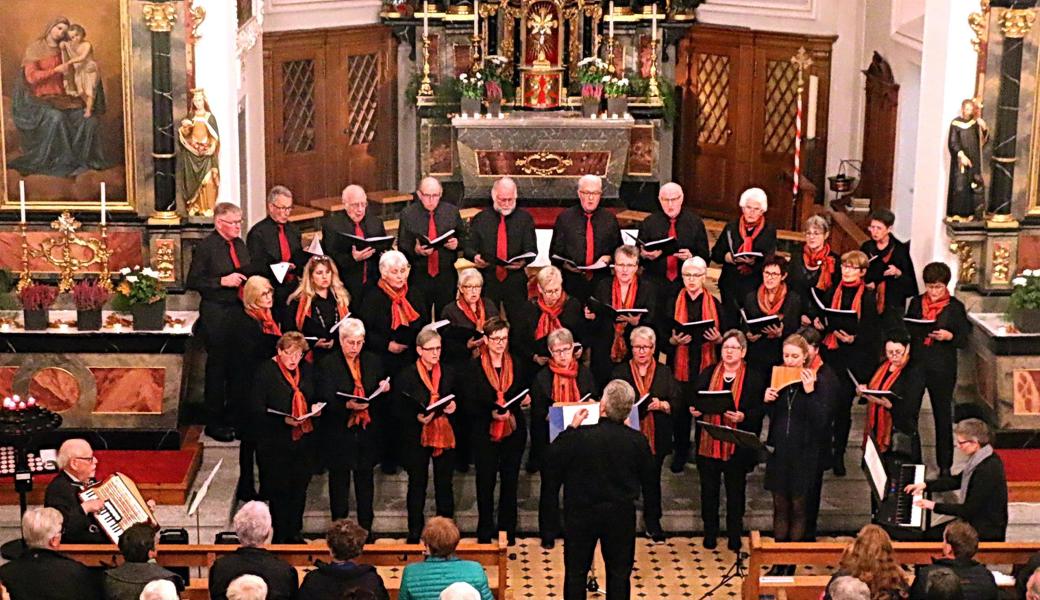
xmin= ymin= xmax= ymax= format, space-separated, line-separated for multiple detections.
xmin=535 ymin=292 xmax=567 ymax=340
xmin=697 ymin=363 xmax=745 ymax=461
xmin=276 ymin=358 xmax=313 ymax=441
xmin=456 ymin=297 xmax=487 ymax=330
xmin=379 ymin=279 xmax=420 ymax=330
xmin=863 ymin=356 xmax=908 ymax=453
xmin=481 ymin=349 xmax=516 ymax=442
xmin=757 ymin=283 xmax=788 ymax=316
xmin=549 ymin=358 xmax=581 ymax=404
xmin=673 ymin=289 xmax=718 ymax=382
xmin=803 ymin=244 xmax=835 ymax=291
xmin=610 ymin=277 xmax=638 ymax=363
xmin=246 ymin=308 xmax=282 ymax=337
xmin=921 ymin=291 xmax=950 ymax=347
xmin=630 ymin=360 xmax=657 ymax=455
xmin=736 ymin=217 xmax=764 ymax=275
xmin=345 ymin=355 xmax=371 ymax=429
xmin=418 ymin=361 xmax=455 ymax=456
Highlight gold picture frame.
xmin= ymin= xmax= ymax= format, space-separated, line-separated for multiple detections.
xmin=0 ymin=0 xmax=137 ymax=213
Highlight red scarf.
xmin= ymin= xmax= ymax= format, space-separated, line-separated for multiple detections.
xmin=873 ymin=244 xmax=895 ymax=314
xmin=294 ymin=291 xmax=349 ymax=332
xmin=610 ymin=278 xmax=638 ymax=363
xmin=823 ymin=281 xmax=865 ymax=350
xmin=345 ymin=355 xmax=371 ymax=429
xmin=630 ymin=360 xmax=658 ymax=455
xmin=379 ymin=279 xmax=420 ymax=330
xmin=481 ymin=349 xmax=516 ymax=442
xmin=549 ymin=358 xmax=581 ymax=404
xmin=417 ymin=361 xmax=455 ymax=456
xmin=457 ymin=297 xmax=486 ymax=330
xmin=921 ymin=291 xmax=950 ymax=347
xmin=757 ymin=283 xmax=788 ymax=316
xmin=803 ymin=244 xmax=835 ymax=291
xmin=246 ymin=308 xmax=282 ymax=336
xmin=698 ymin=363 xmax=745 ymax=460
xmin=275 ymin=358 xmax=313 ymax=441
xmin=809 ymin=352 xmax=823 ymax=371
xmin=535 ymin=292 xmax=566 ymax=340
xmin=736 ymin=217 xmax=764 ymax=275
xmin=673 ymin=289 xmax=718 ymax=382
xmin=863 ymin=357 xmax=908 ymax=453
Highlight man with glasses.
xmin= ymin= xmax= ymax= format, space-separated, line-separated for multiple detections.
xmin=247 ymin=185 xmax=304 ymax=320
xmin=323 ymin=184 xmax=389 ymax=302
xmin=636 ymin=182 xmax=709 ymax=299
xmin=549 ymin=174 xmax=621 ymax=301
xmin=398 ymin=177 xmax=464 ymax=314
xmin=188 ymin=202 xmax=254 ymax=442
xmin=464 ymin=177 xmax=537 ymax=319
xmin=44 ymin=439 xmax=107 ymax=543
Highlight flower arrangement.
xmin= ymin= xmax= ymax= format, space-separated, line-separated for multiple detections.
xmin=116 ymin=266 xmax=166 ymax=306
xmin=577 ymin=57 xmax=608 ymax=99
xmin=71 ymin=278 xmax=110 ymax=311
xmin=1011 ymin=269 xmax=1040 ymax=310
xmin=17 ymin=283 xmax=58 ymax=312
xmin=481 ymin=55 xmax=511 ymax=101
xmin=603 ymin=75 xmax=630 ymax=98
xmin=457 ymin=71 xmax=485 ymax=99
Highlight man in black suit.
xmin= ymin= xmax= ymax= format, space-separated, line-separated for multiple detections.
xmin=0 ymin=507 xmax=101 ymax=600
xmin=549 ymin=174 xmax=621 ymax=301
xmin=323 ymin=184 xmax=389 ymax=303
xmin=543 ymin=379 xmax=659 ymax=600
xmin=43 ymin=438 xmax=107 ymax=544
xmin=209 ymin=501 xmax=299 ymax=600
xmin=246 ymin=186 xmax=305 ymax=320
xmin=636 ymin=182 xmax=709 ymax=299
xmin=397 ymin=177 xmax=464 ymax=314
xmin=187 ymin=202 xmax=252 ymax=442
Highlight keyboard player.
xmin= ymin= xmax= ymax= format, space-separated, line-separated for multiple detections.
xmin=904 ymin=418 xmax=1009 ymax=542
xmin=43 ymin=439 xmax=107 ymax=543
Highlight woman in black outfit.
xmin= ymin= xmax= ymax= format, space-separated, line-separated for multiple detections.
xmin=789 ymin=215 xmax=839 ymax=322
xmin=611 ymin=325 xmax=676 ymax=542
xmin=284 ymin=255 xmax=351 ymax=363
xmin=691 ymin=329 xmax=765 ymax=552
xmin=709 ymin=187 xmax=778 ymax=323
xmin=227 ymin=276 xmax=283 ymax=502
xmin=741 ymin=255 xmax=804 ymax=379
xmin=513 ymin=266 xmax=586 ymax=376
xmin=796 ymin=326 xmax=838 ymax=541
xmin=315 ymin=318 xmax=390 ymax=537
xmin=859 ymin=333 xmax=926 ymax=469
xmin=464 ymin=316 xmax=530 ymax=544
xmin=763 ymin=334 xmax=828 ymax=545
xmin=252 ymin=332 xmax=321 ymax=543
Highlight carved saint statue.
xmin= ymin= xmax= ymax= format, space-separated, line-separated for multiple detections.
xmin=947 ymin=98 xmax=988 ymax=221
xmin=177 ymin=89 xmax=220 ymax=217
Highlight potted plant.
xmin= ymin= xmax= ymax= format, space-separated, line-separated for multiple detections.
xmin=481 ymin=55 xmax=511 ymax=116
xmin=17 ymin=283 xmax=58 ymax=331
xmin=604 ymin=75 xmax=630 ymax=117
xmin=457 ymin=71 xmax=484 ymax=116
xmin=577 ymin=57 xmax=608 ymax=117
xmin=1010 ymin=269 xmax=1040 ymax=333
xmin=71 ymin=278 xmax=110 ymax=331
xmin=116 ymin=266 xmax=167 ymax=330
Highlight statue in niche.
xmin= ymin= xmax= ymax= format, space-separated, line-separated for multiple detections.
xmin=946 ymin=98 xmax=988 ymax=222
xmin=177 ymin=89 xmax=220 ymax=217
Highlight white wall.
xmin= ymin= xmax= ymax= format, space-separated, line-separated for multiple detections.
xmin=263 ymin=0 xmax=382 ymax=32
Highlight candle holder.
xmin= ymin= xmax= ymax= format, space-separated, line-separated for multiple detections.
xmin=605 ymin=34 xmax=617 ymax=75
xmin=647 ymin=37 xmax=661 ymax=98
xmin=470 ymin=32 xmax=483 ymax=69
xmin=98 ymin=224 xmax=113 ymax=291
xmin=16 ymin=223 xmax=31 ymax=293
xmin=18 ymin=212 xmax=113 ymax=293
xmin=419 ymin=33 xmax=435 ymax=97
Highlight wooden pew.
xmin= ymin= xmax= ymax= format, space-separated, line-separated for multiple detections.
xmin=58 ymin=533 xmax=509 ymax=600
xmin=743 ymin=531 xmax=1040 ymax=599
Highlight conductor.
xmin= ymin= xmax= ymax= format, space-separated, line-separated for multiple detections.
xmin=543 ymin=379 xmax=660 ymax=600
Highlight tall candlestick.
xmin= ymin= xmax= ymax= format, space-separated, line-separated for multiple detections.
xmin=609 ymin=1 xmax=614 ymax=38
xmin=806 ymin=75 xmax=819 ymax=140
xmin=18 ymin=180 xmax=26 ymax=224
xmin=473 ymin=0 xmax=479 ymax=36
xmin=100 ymin=182 xmax=107 ymax=226
xmin=651 ymin=3 xmax=657 ymax=40
xmin=423 ymin=0 xmax=429 ymax=37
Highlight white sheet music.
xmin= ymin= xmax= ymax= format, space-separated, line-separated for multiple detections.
xmin=863 ymin=435 xmax=888 ymax=500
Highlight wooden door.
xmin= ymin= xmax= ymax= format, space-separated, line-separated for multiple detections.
xmin=856 ymin=52 xmax=899 ymax=211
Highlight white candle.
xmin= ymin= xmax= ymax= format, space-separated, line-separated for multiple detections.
xmin=473 ymin=0 xmax=479 ymax=36
xmin=609 ymin=1 xmax=614 ymax=38
xmin=651 ymin=4 xmax=657 ymax=41
xmin=100 ymin=182 xmax=107 ymax=226
xmin=18 ymin=180 xmax=26 ymax=224
xmin=423 ymin=0 xmax=429 ymax=37
xmin=806 ymin=75 xmax=819 ymax=140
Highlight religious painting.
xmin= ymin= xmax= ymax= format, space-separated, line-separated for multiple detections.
xmin=0 ymin=0 xmax=135 ymax=213
xmin=453 ymin=43 xmax=473 ymax=76
xmin=627 ymin=125 xmax=655 ymax=176
xmin=424 ymin=122 xmax=454 ymax=176
xmin=522 ymin=0 xmax=562 ymax=67
xmin=1013 ymin=370 xmax=1040 ymax=416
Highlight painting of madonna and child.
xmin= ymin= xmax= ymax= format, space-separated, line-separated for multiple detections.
xmin=1 ymin=1 xmax=133 ymax=212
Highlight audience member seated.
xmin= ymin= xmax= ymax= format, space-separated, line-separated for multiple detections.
xmin=398 ymin=517 xmax=493 ymax=600
xmin=440 ymin=582 xmax=482 ymax=600
xmin=0 ymin=507 xmax=101 ymax=600
xmin=1023 ymin=567 xmax=1040 ymax=600
xmin=227 ymin=574 xmax=268 ymax=600
xmin=908 ymin=521 xmax=996 ymax=600
xmin=828 ymin=576 xmax=871 ymax=600
xmin=44 ymin=438 xmax=108 ymax=543
xmin=209 ymin=502 xmax=298 ymax=600
xmin=103 ymin=523 xmax=184 ymax=600
xmin=138 ymin=579 xmax=179 ymax=600
xmin=825 ymin=524 xmax=909 ymax=600
xmin=920 ymin=568 xmax=963 ymax=600
xmin=298 ymin=519 xmax=388 ymax=600
xmin=1017 ymin=556 xmax=1040 ymax=599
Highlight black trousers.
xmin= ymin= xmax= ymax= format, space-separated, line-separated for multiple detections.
xmin=529 ymin=412 xmax=550 ymax=473
xmin=237 ymin=440 xmax=259 ymax=498
xmin=256 ymin=436 xmax=314 ymax=543
xmin=831 ymin=369 xmax=856 ymax=462
xmin=408 ymin=269 xmax=457 ymax=316
xmin=483 ymin=270 xmax=529 ymax=322
xmin=696 ymin=456 xmax=747 ymax=540
xmin=405 ymin=446 xmax=456 ymax=536
xmin=672 ymin=380 xmax=695 ymax=462
xmin=805 ymin=467 xmax=826 ymax=540
xmin=328 ymin=465 xmax=375 ymax=530
xmin=644 ymin=456 xmax=665 ymax=534
xmin=473 ymin=431 xmax=525 ymax=540
xmin=925 ymin=366 xmax=956 ymax=472
xmin=199 ymin=302 xmax=236 ymax=427
xmin=563 ymin=502 xmax=636 ymax=600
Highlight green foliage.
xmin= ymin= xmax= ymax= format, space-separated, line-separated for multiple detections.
xmin=457 ymin=72 xmax=485 ymax=99
xmin=115 ymin=266 xmax=166 ymax=306
xmin=629 ymin=74 xmax=678 ymax=126
xmin=0 ymin=269 xmax=12 ymax=294
xmin=603 ymin=75 xmax=630 ymax=98
xmin=1010 ymin=270 xmax=1040 ymax=311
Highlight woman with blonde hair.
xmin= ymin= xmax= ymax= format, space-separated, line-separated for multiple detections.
xmin=826 ymin=524 xmax=909 ymax=600
xmin=284 ymin=255 xmax=351 ymax=362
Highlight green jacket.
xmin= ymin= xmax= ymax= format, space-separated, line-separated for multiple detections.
xmin=398 ymin=556 xmax=493 ymax=600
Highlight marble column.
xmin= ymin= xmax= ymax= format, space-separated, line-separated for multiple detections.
xmin=143 ymin=2 xmax=181 ymax=225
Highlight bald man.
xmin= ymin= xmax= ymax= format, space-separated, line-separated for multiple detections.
xmin=397 ymin=177 xmax=465 ymax=313
xmin=548 ymin=175 xmax=621 ymax=301
xmin=636 ymin=183 xmax=709 ymax=298
xmin=323 ymin=184 xmax=389 ymax=301
xmin=44 ymin=439 xmax=107 ymax=543
xmin=463 ymin=177 xmax=537 ymax=318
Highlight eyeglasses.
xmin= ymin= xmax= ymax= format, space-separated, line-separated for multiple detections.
xmin=72 ymin=455 xmax=97 ymax=463
xmin=460 ymin=284 xmax=482 ymax=291
xmin=682 ymin=272 xmax=706 ymax=279
xmin=743 ymin=206 xmax=764 ymax=213
xmin=419 ymin=345 xmax=442 ymax=352
xmin=660 ymin=195 xmax=682 ymax=203
xmin=841 ymin=263 xmax=862 ymax=270
xmin=632 ymin=344 xmax=653 ymax=351
xmin=549 ymin=344 xmax=573 ymax=355
xmin=420 ymin=191 xmax=442 ymax=199
xmin=270 ymin=203 xmax=293 ymax=212
xmin=762 ymin=271 xmax=783 ymax=278
xmin=955 ymin=439 xmax=977 ymax=448
xmin=260 ymin=290 xmax=273 ymax=297
xmin=578 ymin=190 xmax=602 ymax=197
xmin=614 ymin=263 xmax=638 ymax=270
xmin=488 ymin=335 xmax=509 ymax=343
xmin=217 ymin=218 xmax=242 ymax=226
xmin=280 ymin=350 xmax=303 ymax=360
xmin=721 ymin=344 xmax=743 ymax=352
xmin=885 ymin=348 xmax=906 ymax=356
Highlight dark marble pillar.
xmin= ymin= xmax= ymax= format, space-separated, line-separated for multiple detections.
xmin=143 ymin=2 xmax=180 ymax=225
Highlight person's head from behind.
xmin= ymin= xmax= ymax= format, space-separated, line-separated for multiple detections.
xmin=440 ymin=581 xmax=482 ymax=600
xmin=22 ymin=507 xmax=62 ymax=550
xmin=924 ymin=567 xmax=963 ymax=600
xmin=139 ymin=579 xmax=178 ymax=600
xmin=327 ymin=518 xmax=368 ymax=562
xmin=827 ymin=576 xmax=870 ymax=600
xmin=422 ymin=516 xmax=460 ymax=558
xmin=839 ymin=525 xmax=906 ymax=594
xmin=227 ymin=574 xmax=267 ymax=600
xmin=234 ymin=501 xmax=273 ymax=547
xmin=942 ymin=521 xmax=978 ymax=561
xmin=120 ymin=523 xmax=158 ymax=563
xmin=601 ymin=379 xmax=635 ymax=423
xmin=1026 ymin=566 xmax=1040 ymax=600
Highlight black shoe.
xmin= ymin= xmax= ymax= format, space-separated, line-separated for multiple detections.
xmin=286 ymin=535 xmax=307 ymax=544
xmin=365 ymin=532 xmax=377 ymax=544
xmin=455 ymin=463 xmax=471 ymax=474
xmin=507 ymin=533 xmax=517 ymax=547
xmin=380 ymin=463 xmax=399 ymax=475
xmin=939 ymin=467 xmax=952 ymax=479
xmin=648 ymin=530 xmax=666 ymax=544
xmin=703 ymin=535 xmax=717 ymax=550
xmin=785 ymin=565 xmax=797 ymax=576
xmin=541 ymin=537 xmax=555 ymax=550
xmin=670 ymin=457 xmax=685 ymax=474
xmin=406 ymin=532 xmax=421 ymax=544
xmin=205 ymin=426 xmax=235 ymax=443
xmin=727 ymin=536 xmax=742 ymax=552
xmin=525 ymin=462 xmax=540 ymax=474
xmin=832 ymin=458 xmax=846 ymax=477
xmin=477 ymin=535 xmax=492 ymax=544
xmin=235 ymin=488 xmax=258 ymax=503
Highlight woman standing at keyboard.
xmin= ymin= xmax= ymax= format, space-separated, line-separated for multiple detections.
xmin=283 ymin=255 xmax=351 ymax=363
xmin=252 ymin=332 xmax=321 ymax=543
xmin=859 ymin=332 xmax=925 ymax=470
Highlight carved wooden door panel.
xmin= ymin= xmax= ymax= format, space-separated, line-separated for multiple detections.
xmin=857 ymin=52 xmax=899 ymax=211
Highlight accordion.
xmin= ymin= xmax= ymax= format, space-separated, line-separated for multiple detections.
xmin=78 ymin=472 xmax=158 ymax=544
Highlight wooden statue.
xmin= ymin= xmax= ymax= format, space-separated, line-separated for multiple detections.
xmin=947 ymin=98 xmax=987 ymax=222
xmin=178 ymin=89 xmax=220 ymax=217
